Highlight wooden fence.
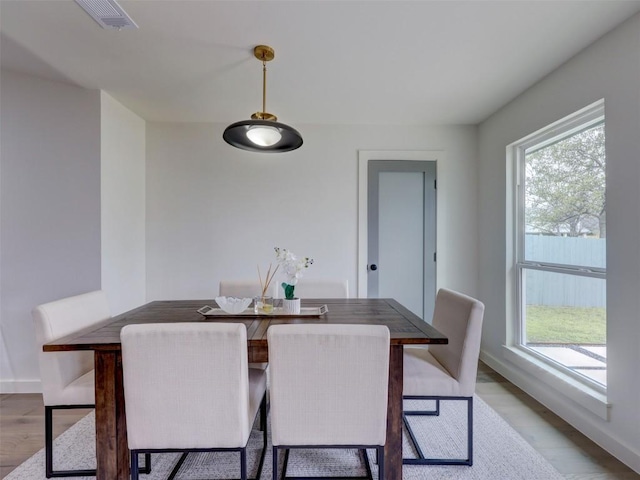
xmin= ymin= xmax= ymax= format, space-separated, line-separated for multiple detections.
xmin=525 ymin=235 xmax=606 ymax=308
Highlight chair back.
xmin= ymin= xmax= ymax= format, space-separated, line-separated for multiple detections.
xmin=219 ymin=280 xmax=265 ymax=298
xmin=268 ymin=324 xmax=389 ymax=446
xmin=289 ymin=279 xmax=349 ymax=298
xmin=32 ymin=290 xmax=110 ymax=406
xmin=121 ymin=323 xmax=253 ymax=450
xmin=429 ymin=288 xmax=485 ymax=395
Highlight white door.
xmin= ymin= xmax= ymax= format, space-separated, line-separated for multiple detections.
xmin=367 ymin=161 xmax=436 ymax=321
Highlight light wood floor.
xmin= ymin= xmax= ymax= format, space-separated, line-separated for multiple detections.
xmin=475 ymin=363 xmax=638 ymax=479
xmin=1 ymin=362 xmax=638 ymax=479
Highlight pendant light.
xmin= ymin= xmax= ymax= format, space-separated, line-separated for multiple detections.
xmin=223 ymin=45 xmax=303 ymax=153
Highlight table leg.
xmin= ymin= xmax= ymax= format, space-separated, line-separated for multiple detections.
xmin=95 ymin=351 xmax=129 ymax=479
xmin=384 ymin=345 xmax=403 ymax=480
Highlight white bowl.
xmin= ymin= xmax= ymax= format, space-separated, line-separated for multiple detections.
xmin=215 ymin=296 xmax=252 ymax=314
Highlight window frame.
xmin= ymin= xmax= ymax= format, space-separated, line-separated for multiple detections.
xmin=512 ymin=100 xmax=606 ymax=394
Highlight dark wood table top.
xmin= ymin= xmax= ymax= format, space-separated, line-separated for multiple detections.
xmin=44 ymin=298 xmax=447 ymax=353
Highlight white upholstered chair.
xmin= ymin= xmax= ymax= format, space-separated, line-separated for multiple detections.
xmin=219 ymin=280 xmax=268 ymax=298
xmin=403 ymin=288 xmax=485 ymax=466
xmin=121 ymin=322 xmax=268 ymax=480
xmin=268 ymin=324 xmax=390 ymax=480
xmin=219 ymin=280 xmax=270 ymax=370
xmin=32 ymin=290 xmax=151 ymax=477
xmin=283 ymin=279 xmax=349 ymax=298
xmin=220 ymin=279 xmax=349 ymax=299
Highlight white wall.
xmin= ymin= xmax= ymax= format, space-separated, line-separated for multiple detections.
xmin=0 ymin=70 xmax=102 ymax=392
xmin=146 ymin=123 xmax=478 ymax=302
xmin=101 ymin=92 xmax=146 ymax=315
xmin=477 ymin=14 xmax=640 ymax=471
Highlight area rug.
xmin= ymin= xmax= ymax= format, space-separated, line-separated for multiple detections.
xmin=5 ymin=395 xmax=563 ymax=479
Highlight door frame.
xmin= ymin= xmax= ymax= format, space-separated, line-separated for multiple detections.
xmin=358 ymin=150 xmax=443 ymax=298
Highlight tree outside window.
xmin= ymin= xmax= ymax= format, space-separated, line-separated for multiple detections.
xmin=525 ymin=123 xmax=605 ymax=239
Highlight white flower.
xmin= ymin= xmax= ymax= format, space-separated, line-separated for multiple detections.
xmin=275 ymin=247 xmax=313 ymax=286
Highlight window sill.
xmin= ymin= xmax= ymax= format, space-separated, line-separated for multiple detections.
xmin=502 ymin=345 xmax=610 ymax=420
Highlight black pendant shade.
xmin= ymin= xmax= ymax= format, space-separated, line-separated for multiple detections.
xmin=223 ymin=119 xmax=303 ymax=153
xmin=224 ymin=45 xmax=303 ymax=154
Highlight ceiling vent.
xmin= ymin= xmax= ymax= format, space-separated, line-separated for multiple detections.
xmin=74 ymin=0 xmax=138 ymax=30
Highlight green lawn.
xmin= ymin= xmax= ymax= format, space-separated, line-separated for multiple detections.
xmin=525 ymin=305 xmax=606 ymax=344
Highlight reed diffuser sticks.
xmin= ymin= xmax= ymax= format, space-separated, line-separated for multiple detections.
xmin=257 ymin=263 xmax=279 ymax=299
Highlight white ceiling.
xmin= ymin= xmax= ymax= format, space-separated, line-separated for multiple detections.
xmin=1 ymin=0 xmax=639 ymax=126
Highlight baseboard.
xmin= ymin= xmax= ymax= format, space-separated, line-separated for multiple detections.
xmin=480 ymin=349 xmax=640 ymax=474
xmin=0 ymin=379 xmax=41 ymax=394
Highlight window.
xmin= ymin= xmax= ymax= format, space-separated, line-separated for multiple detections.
xmin=514 ymin=101 xmax=606 ymax=392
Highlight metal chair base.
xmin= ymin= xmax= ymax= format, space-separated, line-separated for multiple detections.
xmin=130 ymin=393 xmax=268 ymax=480
xmin=402 ymin=395 xmax=473 ymax=466
xmin=273 ymin=445 xmax=384 ymax=480
xmin=45 ymin=405 xmax=151 ymax=478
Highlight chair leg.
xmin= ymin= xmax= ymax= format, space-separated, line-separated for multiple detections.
xmin=282 ymin=448 xmax=291 ymax=479
xmin=167 ymin=452 xmax=189 ymax=480
xmin=275 ymin=446 xmax=382 ymax=480
xmin=45 ymin=406 xmax=96 ymax=478
xmin=45 ymin=406 xmax=53 ymax=478
xmin=241 ymin=447 xmax=247 ymax=480
xmin=137 ymin=453 xmax=152 ymax=474
xmin=260 ymin=393 xmax=267 ymax=432
xmin=403 ymin=396 xmax=473 ymax=466
xmin=361 ymin=449 xmax=373 ymax=480
xmin=362 ymin=448 xmax=383 ymax=480
xmin=130 ymin=450 xmax=139 ymax=480
xmin=467 ymin=396 xmax=473 ymax=466
xmin=254 ymin=393 xmax=268 ymax=480
xmin=45 ymin=406 xmax=151 ymax=477
xmin=377 ymin=446 xmax=385 ymax=480
xmin=272 ymin=446 xmax=279 ymax=480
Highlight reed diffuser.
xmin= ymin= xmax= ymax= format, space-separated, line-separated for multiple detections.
xmin=256 ymin=263 xmax=278 ymax=314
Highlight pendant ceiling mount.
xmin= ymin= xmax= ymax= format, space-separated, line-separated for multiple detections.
xmin=253 ymin=45 xmax=274 ymax=62
xmin=223 ymin=45 xmax=303 ymax=153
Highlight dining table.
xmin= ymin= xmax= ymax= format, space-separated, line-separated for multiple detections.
xmin=44 ymin=297 xmax=447 ymax=480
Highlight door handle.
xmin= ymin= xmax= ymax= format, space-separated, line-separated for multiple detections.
xmin=369 ymin=264 xmax=378 ymax=271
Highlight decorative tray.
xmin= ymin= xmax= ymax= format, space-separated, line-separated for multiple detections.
xmin=197 ymin=304 xmax=328 ymax=318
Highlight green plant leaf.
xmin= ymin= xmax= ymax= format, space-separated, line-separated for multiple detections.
xmin=282 ymin=283 xmax=295 ymax=300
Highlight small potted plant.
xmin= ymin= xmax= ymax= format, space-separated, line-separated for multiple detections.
xmin=275 ymin=247 xmax=313 ymax=314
